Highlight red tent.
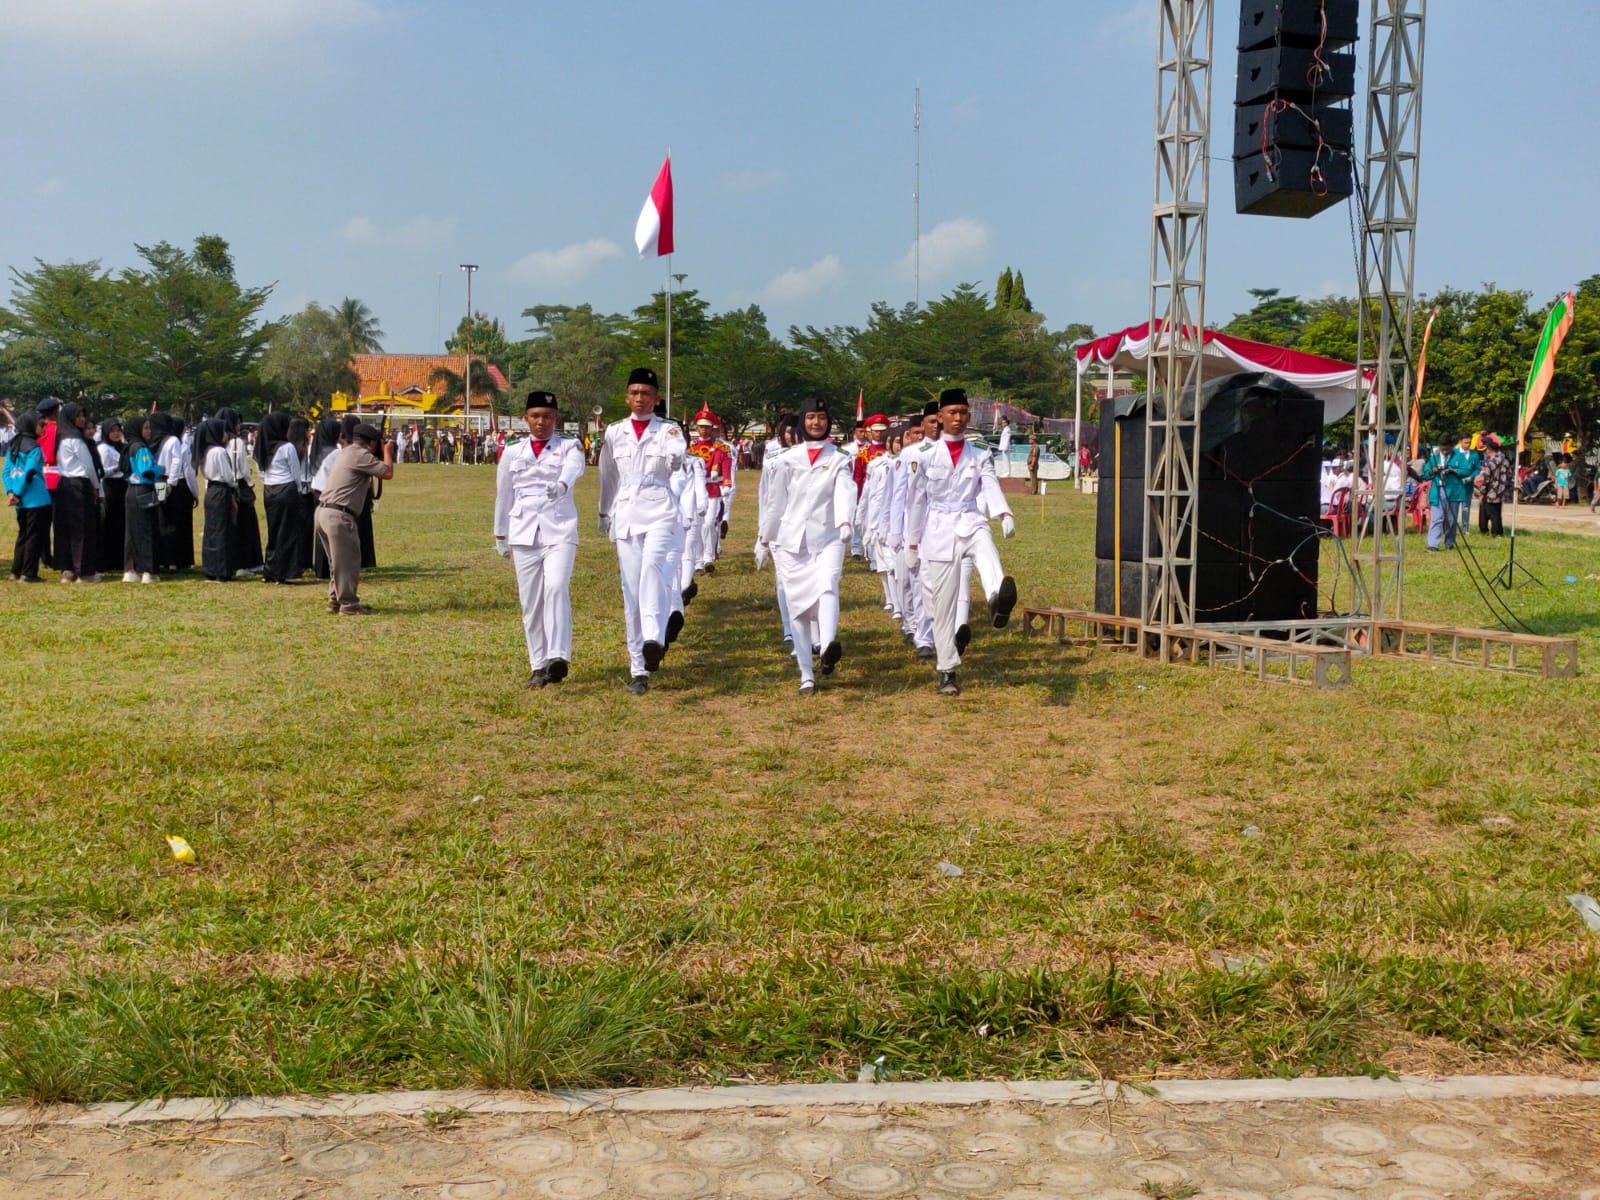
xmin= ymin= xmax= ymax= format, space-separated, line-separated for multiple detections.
xmin=1075 ymin=321 xmax=1367 ymax=424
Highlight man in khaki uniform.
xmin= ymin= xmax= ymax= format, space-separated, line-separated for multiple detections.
xmin=315 ymin=423 xmax=395 ymax=615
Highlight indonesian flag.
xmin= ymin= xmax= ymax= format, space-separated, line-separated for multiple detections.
xmin=854 ymin=388 xmax=864 ymax=424
xmin=634 ymin=154 xmax=674 ymax=258
xmin=1517 ymin=290 xmax=1576 ymax=448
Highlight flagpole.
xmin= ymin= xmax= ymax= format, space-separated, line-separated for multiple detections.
xmin=665 ymin=255 xmax=673 ymax=421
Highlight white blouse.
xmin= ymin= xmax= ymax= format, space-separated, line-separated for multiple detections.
xmin=262 ymin=442 xmax=305 ymax=487
xmin=98 ymin=441 xmax=125 ymax=480
xmin=203 ymin=445 xmax=238 ymax=487
xmin=57 ymin=437 xmax=105 ymax=494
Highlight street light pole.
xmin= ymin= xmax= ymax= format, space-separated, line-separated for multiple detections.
xmin=459 ymin=264 xmax=478 ymax=434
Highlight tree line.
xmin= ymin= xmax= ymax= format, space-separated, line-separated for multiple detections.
xmin=4 ymin=231 xmax=1594 ymax=451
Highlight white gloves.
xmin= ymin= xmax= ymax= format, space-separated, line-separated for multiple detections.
xmin=545 ymin=482 xmax=566 ymax=500
xmin=754 ymin=542 xmax=771 ymax=571
xmin=906 ymin=547 xmax=919 ymax=570
xmin=598 ymin=515 xmax=611 ymax=536
xmin=1001 ymin=513 xmax=1016 ymax=539
xmin=495 ymin=537 xmax=510 ymax=558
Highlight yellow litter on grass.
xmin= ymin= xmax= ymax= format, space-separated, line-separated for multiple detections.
xmin=166 ymin=835 xmax=196 ymax=863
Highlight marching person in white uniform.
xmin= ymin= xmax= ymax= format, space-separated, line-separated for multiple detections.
xmin=757 ymin=397 xmax=855 ymax=695
xmin=892 ymin=402 xmax=941 ymax=658
xmin=598 ymin=367 xmax=687 ymax=695
xmin=904 ymin=388 xmax=1018 ymax=696
xmin=757 ymin=414 xmax=799 ymax=648
xmin=673 ymin=432 xmax=708 ymax=611
xmin=495 ymin=391 xmax=586 ymax=687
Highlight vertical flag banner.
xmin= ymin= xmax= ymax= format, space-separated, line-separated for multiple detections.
xmin=1517 ymin=290 xmax=1576 ymax=447
xmin=854 ymin=389 xmax=864 ymax=425
xmin=1409 ymin=307 xmax=1438 ymax=461
xmin=634 ymin=155 xmax=674 ymax=258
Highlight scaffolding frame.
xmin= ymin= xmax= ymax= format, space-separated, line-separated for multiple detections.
xmin=1142 ymin=0 xmax=1213 ymax=662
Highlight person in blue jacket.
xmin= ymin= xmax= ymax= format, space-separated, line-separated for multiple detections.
xmin=4 ymin=414 xmax=52 ymax=581
xmin=1425 ymin=434 xmax=1480 ymax=551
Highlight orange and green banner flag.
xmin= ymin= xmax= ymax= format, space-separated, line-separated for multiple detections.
xmin=1409 ymin=307 xmax=1438 ymax=461
xmin=1517 ymin=290 xmax=1576 ymax=448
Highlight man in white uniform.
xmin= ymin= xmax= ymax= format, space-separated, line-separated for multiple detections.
xmin=905 ymin=388 xmax=1017 ymax=696
xmin=757 ymin=397 xmax=854 ymax=694
xmin=495 ymin=391 xmax=586 ymax=687
xmin=599 ymin=367 xmax=687 ymax=695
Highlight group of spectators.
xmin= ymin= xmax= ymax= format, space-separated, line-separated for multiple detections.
xmin=3 ymin=399 xmax=378 ymax=585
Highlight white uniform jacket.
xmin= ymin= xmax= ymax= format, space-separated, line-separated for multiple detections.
xmin=495 ymin=434 xmax=586 ymax=546
xmin=674 ymin=453 xmax=709 ymax=526
xmin=904 ymin=437 xmax=1012 ymax=562
xmin=860 ymin=452 xmax=895 ymax=547
xmin=758 ymin=442 xmax=856 ymax=554
xmin=598 ymin=417 xmax=687 ymax=538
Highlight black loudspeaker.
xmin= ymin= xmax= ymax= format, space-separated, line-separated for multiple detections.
xmin=1092 ymin=372 xmax=1323 ymax=627
xmin=1236 ymin=48 xmax=1356 ymax=104
xmin=1239 ymin=0 xmax=1359 ymax=51
xmin=1233 ymin=0 xmax=1359 ymax=220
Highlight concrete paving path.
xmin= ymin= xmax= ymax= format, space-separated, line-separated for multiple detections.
xmin=2 ymin=1076 xmax=1598 ymax=1198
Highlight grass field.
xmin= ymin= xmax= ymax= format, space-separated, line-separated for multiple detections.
xmin=3 ymin=465 xmax=1599 ymax=1101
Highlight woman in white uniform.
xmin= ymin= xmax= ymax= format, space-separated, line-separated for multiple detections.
xmin=756 ymin=397 xmax=855 ymax=695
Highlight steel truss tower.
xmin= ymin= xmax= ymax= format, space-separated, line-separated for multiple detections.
xmin=1142 ymin=0 xmax=1213 ymax=660
xmin=1350 ymin=0 xmax=1426 ymax=623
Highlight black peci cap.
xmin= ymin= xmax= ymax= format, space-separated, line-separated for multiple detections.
xmin=627 ymin=367 xmax=660 ymax=389
xmin=524 ymin=390 xmax=559 ymax=412
xmin=938 ymin=387 xmax=969 ymax=409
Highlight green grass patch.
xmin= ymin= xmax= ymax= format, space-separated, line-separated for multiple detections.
xmin=2 ymin=467 xmax=1598 ymax=1099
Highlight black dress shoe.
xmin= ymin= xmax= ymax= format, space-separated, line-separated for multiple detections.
xmin=915 ymin=644 xmax=936 ymax=661
xmin=546 ymin=659 xmax=569 ymax=683
xmin=526 ymin=668 xmax=549 ymax=688
xmin=643 ymin=640 xmax=666 ymax=672
xmin=666 ymin=610 xmax=685 ymax=646
xmin=937 ymin=671 xmax=961 ymax=696
xmin=720 ymin=519 xmax=729 ymax=537
xmin=820 ymin=640 xmax=842 ymax=675
xmin=955 ymin=623 xmax=971 ymax=653
xmin=989 ymin=575 xmax=1017 ymax=628
xmin=682 ymin=580 xmax=699 ymax=605
xmin=703 ymin=562 xmax=716 ymax=575
xmin=627 ymin=675 xmax=649 ymax=695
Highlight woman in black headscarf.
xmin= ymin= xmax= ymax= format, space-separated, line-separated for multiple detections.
xmin=150 ymin=413 xmax=196 ymax=572
xmin=217 ymin=407 xmax=263 ymax=575
xmin=308 ymin=417 xmax=344 ymax=580
xmin=121 ymin=414 xmax=163 ymax=582
xmin=52 ymin=402 xmax=105 ymax=581
xmin=286 ymin=417 xmax=312 ymax=577
xmin=193 ymin=417 xmax=238 ymax=581
xmin=5 ymin=415 xmax=51 ymax=582
xmin=98 ymin=417 xmax=128 ymax=576
xmin=255 ymin=410 xmax=301 ymax=583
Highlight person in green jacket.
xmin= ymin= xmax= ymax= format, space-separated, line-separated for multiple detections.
xmin=1426 ymin=434 xmax=1480 ymax=550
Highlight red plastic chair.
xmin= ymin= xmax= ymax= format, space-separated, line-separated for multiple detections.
xmin=1408 ymin=487 xmax=1430 ymax=534
xmin=1328 ymin=487 xmax=1352 ymax=537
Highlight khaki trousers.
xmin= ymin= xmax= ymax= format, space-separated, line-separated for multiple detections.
xmin=315 ymin=507 xmax=363 ymax=609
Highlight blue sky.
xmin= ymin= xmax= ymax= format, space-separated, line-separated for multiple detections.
xmin=2 ymin=1 xmax=1595 ymax=358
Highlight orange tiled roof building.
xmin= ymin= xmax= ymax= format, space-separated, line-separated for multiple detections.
xmin=331 ymin=354 xmax=510 ymax=415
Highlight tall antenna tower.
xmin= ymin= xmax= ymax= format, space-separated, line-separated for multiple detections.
xmin=913 ymin=86 xmax=921 ymax=306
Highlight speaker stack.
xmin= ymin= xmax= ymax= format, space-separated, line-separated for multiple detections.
xmin=1094 ymin=372 xmax=1324 ymax=627
xmin=1234 ymin=0 xmax=1360 ymax=218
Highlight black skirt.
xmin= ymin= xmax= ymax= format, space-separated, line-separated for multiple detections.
xmin=233 ymin=489 xmax=264 ymax=571
xmin=100 ymin=477 xmax=127 ymax=573
xmin=262 ymin=483 xmax=303 ymax=582
xmin=52 ymin=477 xmax=100 ymax=578
xmin=201 ymin=481 xmax=237 ymax=580
xmin=159 ymin=480 xmax=196 ymax=571
xmin=124 ymin=484 xmax=159 ymax=575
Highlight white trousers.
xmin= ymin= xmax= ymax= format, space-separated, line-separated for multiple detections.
xmin=615 ymin=524 xmax=677 ymax=675
xmin=922 ymin=527 xmax=1005 ymax=673
xmin=776 ymin=540 xmax=844 ymax=685
xmin=513 ymin=541 xmax=576 ymax=670
xmin=776 ymin=575 xmax=794 ymax=642
xmin=680 ymin=519 xmax=701 ymax=591
xmin=699 ymin=498 xmax=723 ymax=566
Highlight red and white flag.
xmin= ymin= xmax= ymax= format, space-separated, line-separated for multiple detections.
xmin=854 ymin=389 xmax=864 ymax=424
xmin=634 ymin=154 xmax=674 ymax=258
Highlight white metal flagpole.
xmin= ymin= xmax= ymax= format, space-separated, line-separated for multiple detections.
xmin=664 ymin=255 xmax=673 ymax=420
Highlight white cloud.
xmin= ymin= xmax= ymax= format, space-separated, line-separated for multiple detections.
xmin=721 ymin=168 xmax=787 ymax=193
xmin=760 ymin=255 xmax=843 ymax=305
xmin=903 ymin=218 xmax=989 ymax=280
xmin=341 ymin=214 xmax=455 ymax=249
xmin=508 ymin=238 xmax=624 ymax=287
xmin=34 ymin=177 xmax=65 ymax=199
xmin=0 ymin=0 xmax=383 ymax=57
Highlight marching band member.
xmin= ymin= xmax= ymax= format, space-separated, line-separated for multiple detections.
xmin=689 ymin=408 xmax=732 ymax=572
xmin=495 ymin=391 xmax=586 ymax=687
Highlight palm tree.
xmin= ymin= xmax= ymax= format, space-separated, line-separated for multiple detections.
xmin=428 ymin=361 xmax=504 ymax=414
xmin=336 ymin=297 xmax=384 ymax=354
